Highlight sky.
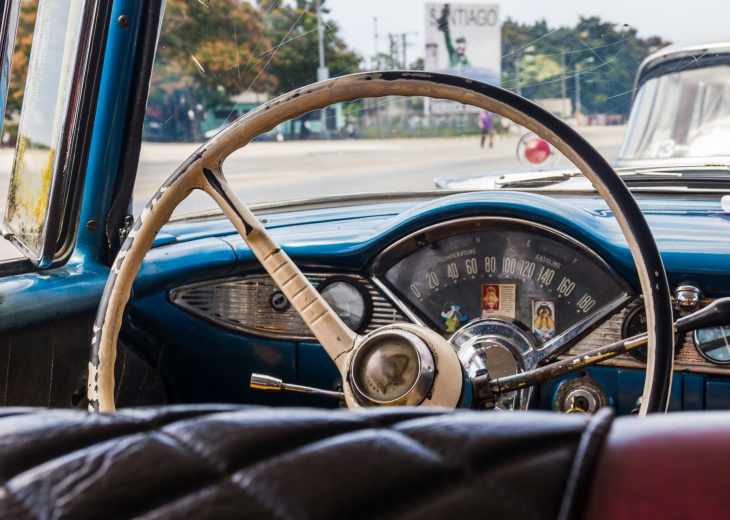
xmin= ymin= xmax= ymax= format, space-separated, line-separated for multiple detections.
xmin=324 ymin=0 xmax=730 ymax=67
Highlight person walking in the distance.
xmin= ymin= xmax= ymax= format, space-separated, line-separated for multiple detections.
xmin=478 ymin=109 xmax=494 ymax=148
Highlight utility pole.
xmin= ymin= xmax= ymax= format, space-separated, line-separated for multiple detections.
xmin=575 ymin=62 xmax=580 ymax=116
xmin=514 ymin=45 xmax=535 ymax=98
xmin=373 ymin=17 xmax=378 ymax=69
xmin=402 ymin=33 xmax=407 ymax=69
xmin=389 ymin=34 xmax=397 ymax=69
xmin=316 ymin=0 xmax=329 ymax=138
xmin=389 ymin=32 xmax=418 ymax=69
xmin=560 ymin=48 xmax=567 ymax=118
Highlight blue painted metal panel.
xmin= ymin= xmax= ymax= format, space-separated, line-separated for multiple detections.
xmin=0 ymin=263 xmax=109 ymax=332
xmin=131 ymin=292 xmax=299 ymax=406
xmin=706 ymin=381 xmax=730 ymax=410
xmin=199 ymin=193 xmax=730 ymax=297
xmin=76 ymin=0 xmax=144 ymax=262
xmin=133 ymin=238 xmax=237 ymax=297
xmin=683 ymin=373 xmax=705 ymax=411
xmin=297 ymin=342 xmax=341 ymax=409
xmin=615 ymin=368 xmax=682 ymax=414
xmin=0 ymin=1 xmax=148 ymax=332
xmin=537 ymin=366 xmax=730 ymax=414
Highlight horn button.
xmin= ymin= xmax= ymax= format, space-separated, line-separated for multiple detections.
xmin=350 ymin=330 xmax=435 ymax=406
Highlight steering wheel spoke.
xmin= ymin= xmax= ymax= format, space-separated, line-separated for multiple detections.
xmin=200 ymin=166 xmax=358 ymax=370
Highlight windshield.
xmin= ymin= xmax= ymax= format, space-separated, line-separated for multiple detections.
xmin=137 ymin=0 xmax=689 ymax=217
xmin=5 ymin=1 xmax=730 ymax=230
xmin=619 ymin=64 xmax=730 ymax=163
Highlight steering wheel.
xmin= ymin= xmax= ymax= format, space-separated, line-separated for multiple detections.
xmin=88 ymin=71 xmax=673 ymax=416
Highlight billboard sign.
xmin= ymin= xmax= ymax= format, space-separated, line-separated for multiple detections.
xmin=424 ymin=3 xmax=500 ymax=115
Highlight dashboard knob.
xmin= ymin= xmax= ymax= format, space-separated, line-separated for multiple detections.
xmin=674 ymin=284 xmax=703 ymax=315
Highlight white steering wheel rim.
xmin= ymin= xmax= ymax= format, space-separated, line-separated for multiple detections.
xmin=89 ymin=71 xmax=674 ymax=415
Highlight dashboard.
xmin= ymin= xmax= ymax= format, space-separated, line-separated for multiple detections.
xmin=134 ymin=191 xmax=730 ymax=414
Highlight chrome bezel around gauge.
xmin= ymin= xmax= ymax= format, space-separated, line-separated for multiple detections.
xmin=450 ymin=319 xmax=533 ymax=370
xmin=349 ymin=329 xmax=435 ymax=407
xmin=694 ymin=326 xmax=730 ymax=365
xmin=623 ymin=303 xmax=683 ymax=362
xmin=370 ymin=217 xmax=634 ymax=363
xmin=449 ymin=319 xmax=533 ymax=410
xmin=317 ymin=276 xmax=373 ymax=334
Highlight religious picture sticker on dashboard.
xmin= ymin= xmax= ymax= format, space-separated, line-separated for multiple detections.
xmin=533 ymin=300 xmax=556 ymax=341
xmin=482 ymin=284 xmax=516 ymax=319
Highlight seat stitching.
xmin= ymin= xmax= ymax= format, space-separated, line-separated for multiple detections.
xmin=137 ymin=475 xmax=288 ymax=520
xmin=0 ymin=410 xmax=571 ymax=520
xmin=373 ymin=432 xmax=580 ymax=520
xmin=134 ymin=424 xmax=417 ymax=520
xmin=0 ymin=409 xmax=242 ymax=484
xmin=156 ymin=429 xmax=227 ymax=475
xmin=227 ymin=427 xmax=452 ymax=520
xmin=127 ymin=423 xmax=445 ymax=519
xmin=77 ymin=429 xmax=229 ymax=520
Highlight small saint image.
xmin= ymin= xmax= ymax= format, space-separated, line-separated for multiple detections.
xmin=482 ymin=284 xmax=500 ymax=312
xmin=532 ymin=300 xmax=556 ymax=341
xmin=440 ymin=303 xmax=467 ymax=338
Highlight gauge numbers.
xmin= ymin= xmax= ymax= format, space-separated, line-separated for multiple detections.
xmin=383 ymin=223 xmax=630 ymax=347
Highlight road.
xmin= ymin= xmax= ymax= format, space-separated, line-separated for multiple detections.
xmin=0 ymin=125 xmax=625 ymax=260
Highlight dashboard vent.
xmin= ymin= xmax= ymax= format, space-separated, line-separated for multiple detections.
xmin=170 ymin=274 xmax=404 ymax=341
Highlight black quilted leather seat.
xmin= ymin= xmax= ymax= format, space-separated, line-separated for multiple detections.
xmin=0 ymin=405 xmax=728 ymax=519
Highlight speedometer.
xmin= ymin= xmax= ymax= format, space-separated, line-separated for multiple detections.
xmin=373 ymin=218 xmax=632 ymax=352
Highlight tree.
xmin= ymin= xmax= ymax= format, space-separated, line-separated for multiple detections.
xmin=150 ymin=0 xmax=277 ymax=108
xmin=6 ymin=0 xmax=38 ymax=117
xmin=501 ymin=17 xmax=670 ymax=115
xmin=257 ymin=0 xmax=361 ymax=94
xmin=504 ymin=53 xmax=564 ymax=94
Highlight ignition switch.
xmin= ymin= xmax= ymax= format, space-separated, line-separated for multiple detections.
xmin=554 ymin=377 xmax=608 ymax=414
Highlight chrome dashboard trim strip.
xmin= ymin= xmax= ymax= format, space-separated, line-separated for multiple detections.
xmin=370 ymin=277 xmax=426 ymax=327
xmin=170 ymin=272 xmax=404 ymax=342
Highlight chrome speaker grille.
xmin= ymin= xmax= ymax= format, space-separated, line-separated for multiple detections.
xmin=170 ymin=274 xmax=404 ymax=341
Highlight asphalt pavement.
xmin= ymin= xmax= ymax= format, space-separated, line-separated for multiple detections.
xmin=0 ymin=125 xmax=625 ymax=261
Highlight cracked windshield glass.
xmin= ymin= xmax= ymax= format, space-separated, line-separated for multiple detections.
xmin=2 ymin=0 xmax=730 ymax=255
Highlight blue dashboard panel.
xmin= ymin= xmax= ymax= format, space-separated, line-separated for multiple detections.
xmin=535 ymin=365 xmax=684 ymax=414
xmin=131 ymin=291 xmax=300 ymax=407
xmin=123 ymin=191 xmax=730 ymax=412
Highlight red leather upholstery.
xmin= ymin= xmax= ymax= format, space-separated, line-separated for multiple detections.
xmin=585 ymin=412 xmax=730 ymax=520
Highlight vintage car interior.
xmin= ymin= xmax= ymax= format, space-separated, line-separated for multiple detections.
xmin=1 ymin=1 xmax=730 ymax=518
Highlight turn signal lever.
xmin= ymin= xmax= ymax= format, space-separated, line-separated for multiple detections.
xmin=250 ymin=373 xmax=344 ymax=400
xmin=475 ymin=297 xmax=730 ymax=401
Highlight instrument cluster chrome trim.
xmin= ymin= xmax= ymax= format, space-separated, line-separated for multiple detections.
xmin=370 ymin=217 xmax=634 ymax=362
xmin=563 ymin=298 xmax=730 ymax=374
xmin=693 ymin=326 xmax=730 ymax=366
